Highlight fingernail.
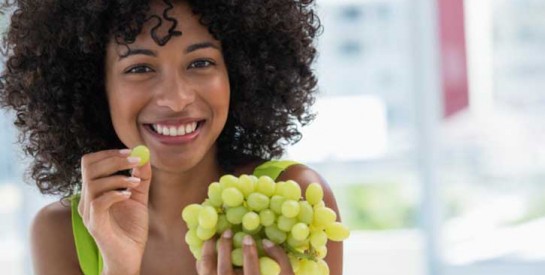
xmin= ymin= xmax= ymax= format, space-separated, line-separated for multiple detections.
xmin=119 ymin=190 xmax=131 ymax=197
xmin=243 ymin=235 xmax=254 ymax=246
xmin=127 ymin=157 xmax=141 ymax=164
xmin=222 ymin=229 xmax=233 ymax=238
xmin=119 ymin=149 xmax=131 ymax=155
xmin=262 ymin=239 xmax=274 ymax=248
xmin=125 ymin=177 xmax=141 ymax=184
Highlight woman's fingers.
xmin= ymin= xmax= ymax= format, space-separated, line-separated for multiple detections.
xmin=242 ymin=235 xmax=260 ymax=275
xmin=197 ymin=238 xmax=218 ymax=275
xmin=262 ymin=239 xmax=294 ymax=275
xmin=217 ymin=230 xmax=234 ymax=274
xmin=85 ymin=189 xmax=131 ymax=231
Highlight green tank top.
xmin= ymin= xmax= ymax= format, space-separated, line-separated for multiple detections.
xmin=70 ymin=160 xmax=299 ymax=275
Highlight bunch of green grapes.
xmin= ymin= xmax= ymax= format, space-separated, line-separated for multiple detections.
xmin=181 ymin=174 xmax=350 ymax=275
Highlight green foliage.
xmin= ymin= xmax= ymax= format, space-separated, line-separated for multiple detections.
xmin=336 ymin=182 xmax=417 ymax=230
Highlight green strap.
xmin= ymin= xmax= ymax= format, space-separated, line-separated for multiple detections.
xmin=70 ymin=194 xmax=103 ymax=275
xmin=70 ymin=160 xmax=298 ymax=274
xmin=252 ymin=160 xmax=300 ymax=180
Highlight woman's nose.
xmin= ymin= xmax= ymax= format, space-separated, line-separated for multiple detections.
xmin=155 ymin=75 xmax=196 ymax=112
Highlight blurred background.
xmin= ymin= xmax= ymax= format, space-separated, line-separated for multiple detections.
xmin=1 ymin=0 xmax=545 ymax=274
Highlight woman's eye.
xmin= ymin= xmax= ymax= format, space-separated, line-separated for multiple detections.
xmin=125 ymin=65 xmax=153 ymax=74
xmin=189 ymin=59 xmax=214 ymax=69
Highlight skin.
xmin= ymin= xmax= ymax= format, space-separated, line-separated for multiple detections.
xmin=29 ymin=1 xmax=343 ymax=274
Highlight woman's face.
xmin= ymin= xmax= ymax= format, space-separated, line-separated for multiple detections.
xmin=104 ymin=1 xmax=230 ymax=172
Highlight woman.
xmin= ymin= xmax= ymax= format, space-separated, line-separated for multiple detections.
xmin=0 ymin=0 xmax=343 ymax=274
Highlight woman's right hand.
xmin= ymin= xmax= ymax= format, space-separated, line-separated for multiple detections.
xmin=78 ymin=149 xmax=152 ymax=275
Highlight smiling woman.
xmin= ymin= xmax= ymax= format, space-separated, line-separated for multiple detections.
xmin=0 ymin=0 xmax=343 ymax=275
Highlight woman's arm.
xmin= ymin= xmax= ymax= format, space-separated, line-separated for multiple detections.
xmin=30 ymin=201 xmax=83 ymax=275
xmin=277 ymin=164 xmax=344 ymax=275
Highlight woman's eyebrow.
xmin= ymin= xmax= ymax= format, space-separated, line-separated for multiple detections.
xmin=185 ymin=41 xmax=220 ymax=53
xmin=118 ymin=48 xmax=156 ymax=61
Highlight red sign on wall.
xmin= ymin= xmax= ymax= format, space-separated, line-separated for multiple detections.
xmin=437 ymin=0 xmax=469 ymax=118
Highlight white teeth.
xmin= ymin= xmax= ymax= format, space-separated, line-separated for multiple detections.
xmin=152 ymin=122 xmax=199 ymax=136
xmin=177 ymin=125 xmax=186 ymax=135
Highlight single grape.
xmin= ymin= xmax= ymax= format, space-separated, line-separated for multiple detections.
xmin=315 ymin=245 xmax=328 ymax=259
xmin=222 ymin=187 xmax=244 ymax=207
xmin=189 ymin=244 xmax=202 ymax=260
xmin=129 ymin=145 xmax=150 ymax=166
xmin=256 ymin=176 xmax=276 ymax=197
xmin=281 ymin=180 xmax=302 ymax=201
xmin=207 ymin=182 xmax=223 ymax=207
xmin=219 ymin=174 xmax=239 ymax=188
xmin=287 ymin=234 xmax=309 ymax=251
xmin=226 ymin=205 xmax=249 ymax=225
xmin=184 ymin=230 xmax=202 ymax=247
xmin=216 ymin=214 xmax=231 ymax=234
xmin=288 ymin=254 xmax=300 ymax=272
xmin=277 ymin=215 xmax=297 ymax=232
xmin=259 ymin=209 xmax=276 ymax=227
xmin=247 ymin=192 xmax=270 ymax=212
xmin=259 ymin=257 xmax=280 ymax=275
xmin=297 ymin=201 xmax=314 ymax=225
xmin=325 ymin=221 xmax=350 ymax=241
xmin=316 ymin=259 xmax=330 ymax=275
xmin=233 ymin=231 xmax=247 ymax=248
xmin=196 ymin=225 xmax=216 ymax=241
xmin=264 ymin=225 xmax=287 ymax=244
xmin=297 ymin=259 xmax=318 ymax=275
xmin=232 ymin=248 xmax=244 ymax=267
xmin=198 ymin=205 xmax=218 ymax=229
xmin=242 ymin=211 xmax=261 ymax=231
xmin=182 ymin=204 xmax=203 ymax=229
xmin=305 ymin=182 xmax=324 ymax=206
xmin=291 ymin=223 xmax=310 ymax=241
xmin=281 ymin=200 xmax=300 ymax=218
xmin=312 ymin=206 xmax=336 ymax=228
xmin=269 ymin=195 xmax=286 ymax=215
xmin=237 ymin=174 xmax=256 ymax=197
xmin=309 ymin=230 xmax=327 ymax=248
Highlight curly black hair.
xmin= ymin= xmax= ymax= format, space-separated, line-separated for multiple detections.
xmin=0 ymin=0 xmax=321 ymax=198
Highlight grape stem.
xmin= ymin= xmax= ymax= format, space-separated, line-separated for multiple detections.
xmin=282 ymin=244 xmax=317 ymax=261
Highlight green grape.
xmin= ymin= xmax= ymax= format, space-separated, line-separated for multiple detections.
xmin=196 ymin=225 xmax=216 ymax=240
xmin=222 ymin=187 xmax=244 ymax=207
xmin=297 ymin=201 xmax=314 ymax=225
xmin=277 ymin=215 xmax=297 ymax=232
xmin=231 ymin=248 xmax=244 ymax=267
xmin=254 ymin=235 xmax=265 ymax=257
xmin=315 ymin=245 xmax=327 ymax=259
xmin=297 ymin=259 xmax=318 ymax=275
xmin=237 ymin=174 xmax=256 ymax=197
xmin=242 ymin=211 xmax=261 ymax=231
xmin=270 ymin=195 xmax=286 ymax=214
xmin=182 ymin=204 xmax=203 ymax=229
xmin=316 ymin=259 xmax=330 ymax=275
xmin=281 ymin=200 xmax=300 ymax=218
xmin=198 ymin=205 xmax=218 ymax=229
xmin=184 ymin=229 xmax=202 ymax=247
xmin=189 ymin=244 xmax=202 ymax=260
xmin=287 ymin=234 xmax=309 ymax=251
xmin=233 ymin=231 xmax=247 ymax=248
xmin=247 ymin=193 xmax=270 ymax=212
xmin=259 ymin=257 xmax=280 ymax=275
xmin=305 ymin=183 xmax=324 ymax=206
xmin=259 ymin=209 xmax=276 ymax=227
xmin=288 ymin=254 xmax=300 ymax=272
xmin=281 ymin=180 xmax=302 ymax=201
xmin=219 ymin=174 xmax=239 ymax=188
xmin=207 ymin=182 xmax=223 ymax=207
xmin=325 ymin=222 xmax=350 ymax=241
xmin=216 ymin=214 xmax=231 ymax=234
xmin=312 ymin=206 xmax=336 ymax=228
xmin=264 ymin=225 xmax=287 ymax=244
xmin=256 ymin=176 xmax=276 ymax=197
xmin=291 ymin=223 xmax=310 ymax=241
xmin=226 ymin=206 xmax=249 ymax=224
xmin=309 ymin=230 xmax=327 ymax=248
xmin=274 ymin=181 xmax=286 ymax=196
xmin=129 ymin=145 xmax=150 ymax=166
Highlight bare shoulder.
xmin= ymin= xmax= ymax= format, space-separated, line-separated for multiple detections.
xmin=31 ymin=200 xmax=82 ymax=274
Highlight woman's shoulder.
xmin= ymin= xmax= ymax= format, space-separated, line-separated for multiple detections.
xmin=30 ymin=199 xmax=81 ymax=273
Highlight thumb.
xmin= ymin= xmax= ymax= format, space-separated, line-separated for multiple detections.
xmin=129 ymin=161 xmax=152 ymax=204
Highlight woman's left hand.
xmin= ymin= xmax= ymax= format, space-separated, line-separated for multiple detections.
xmin=197 ymin=230 xmax=294 ymax=275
